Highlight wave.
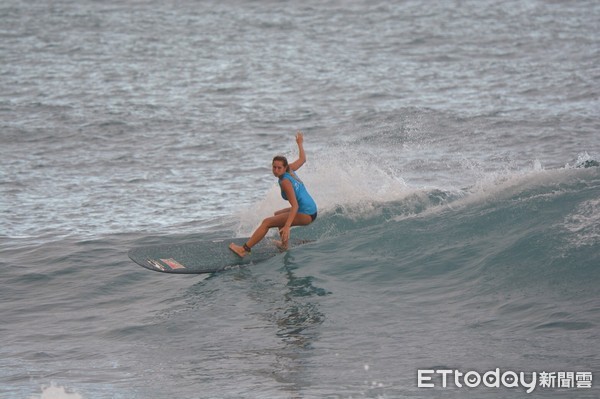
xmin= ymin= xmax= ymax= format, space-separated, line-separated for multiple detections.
xmin=252 ymin=164 xmax=598 ymax=343
xmin=3 ymin=162 xmax=597 ymax=399
xmin=282 ymin=165 xmax=600 ymax=298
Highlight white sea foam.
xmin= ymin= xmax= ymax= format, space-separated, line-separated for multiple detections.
xmin=30 ymin=383 xmax=82 ymax=399
xmin=234 ymin=149 xmax=416 ymax=236
xmin=562 ymin=198 xmax=600 ymax=248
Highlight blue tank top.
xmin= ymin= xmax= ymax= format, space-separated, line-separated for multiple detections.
xmin=279 ymin=172 xmax=317 ymax=215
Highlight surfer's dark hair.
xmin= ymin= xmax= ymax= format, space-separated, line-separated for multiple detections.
xmin=272 ymin=155 xmax=290 ymax=172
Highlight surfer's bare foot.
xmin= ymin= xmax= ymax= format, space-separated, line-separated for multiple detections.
xmin=229 ymin=243 xmax=249 ymax=257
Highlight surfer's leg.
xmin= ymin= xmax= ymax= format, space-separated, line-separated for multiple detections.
xmin=230 ymin=212 xmax=312 ymax=257
xmin=274 ymin=207 xmax=291 ymax=215
xmin=229 ymin=214 xmax=290 ymax=257
xmin=247 ymin=212 xmax=312 ymax=248
xmin=245 ymin=213 xmax=289 ymax=248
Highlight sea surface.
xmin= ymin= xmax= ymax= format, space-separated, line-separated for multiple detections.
xmin=1 ymin=0 xmax=599 ymax=398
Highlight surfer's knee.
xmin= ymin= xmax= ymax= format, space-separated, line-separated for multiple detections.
xmin=260 ymin=217 xmax=277 ymax=229
xmin=258 ymin=219 xmax=269 ymax=230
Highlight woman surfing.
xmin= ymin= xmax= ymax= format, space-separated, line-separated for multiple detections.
xmin=229 ymin=132 xmax=317 ymax=257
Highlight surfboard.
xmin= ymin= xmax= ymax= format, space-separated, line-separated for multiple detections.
xmin=128 ymin=237 xmax=312 ymax=274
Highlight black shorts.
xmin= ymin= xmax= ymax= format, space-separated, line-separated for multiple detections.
xmin=310 ymin=212 xmax=317 ymax=222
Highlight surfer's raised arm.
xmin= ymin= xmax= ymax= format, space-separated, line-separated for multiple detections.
xmin=289 ymin=131 xmax=306 ymax=171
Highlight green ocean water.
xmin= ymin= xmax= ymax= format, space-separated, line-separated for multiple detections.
xmin=2 ymin=166 xmax=598 ymax=398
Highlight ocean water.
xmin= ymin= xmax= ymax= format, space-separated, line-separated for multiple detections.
xmin=1 ymin=0 xmax=599 ymax=398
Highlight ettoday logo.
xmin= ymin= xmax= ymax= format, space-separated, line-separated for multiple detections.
xmin=418 ymin=369 xmax=593 ymax=394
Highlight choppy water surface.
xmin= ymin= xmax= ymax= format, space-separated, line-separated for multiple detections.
xmin=1 ymin=0 xmax=599 ymax=398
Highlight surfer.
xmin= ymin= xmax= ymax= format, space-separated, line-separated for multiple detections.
xmin=229 ymin=132 xmax=317 ymax=257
